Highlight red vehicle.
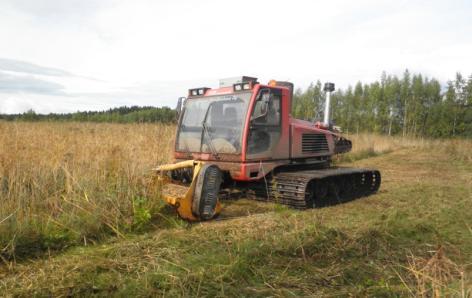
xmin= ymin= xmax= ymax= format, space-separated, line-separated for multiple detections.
xmin=156 ymin=76 xmax=381 ymax=221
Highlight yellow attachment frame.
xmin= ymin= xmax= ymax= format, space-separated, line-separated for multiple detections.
xmin=154 ymin=160 xmax=222 ymax=221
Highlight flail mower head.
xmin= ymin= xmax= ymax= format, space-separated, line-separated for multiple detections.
xmin=154 ymin=160 xmax=223 ymax=221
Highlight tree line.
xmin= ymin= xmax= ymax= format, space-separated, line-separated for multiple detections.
xmin=0 ymin=106 xmax=177 ymax=123
xmin=1 ymin=71 xmax=470 ymax=138
xmin=292 ymin=70 xmax=472 ymax=138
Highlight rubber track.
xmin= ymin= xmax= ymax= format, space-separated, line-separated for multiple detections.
xmin=249 ymin=167 xmax=381 ymax=209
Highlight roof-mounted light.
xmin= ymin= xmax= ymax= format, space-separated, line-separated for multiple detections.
xmin=233 ymin=81 xmax=253 ymax=92
xmin=188 ymin=87 xmax=210 ymax=97
xmin=234 ymin=83 xmax=243 ymax=91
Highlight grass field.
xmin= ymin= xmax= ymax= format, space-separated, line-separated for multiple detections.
xmin=0 ymin=122 xmax=471 ymax=296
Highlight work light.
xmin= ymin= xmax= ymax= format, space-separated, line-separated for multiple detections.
xmin=234 ymin=84 xmax=243 ymax=91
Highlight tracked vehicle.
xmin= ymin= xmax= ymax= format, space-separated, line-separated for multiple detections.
xmin=155 ymin=77 xmax=381 ymax=221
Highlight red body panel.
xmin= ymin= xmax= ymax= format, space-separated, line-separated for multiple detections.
xmin=289 ymin=118 xmax=335 ymax=158
xmin=175 ymin=82 xmax=339 ymax=182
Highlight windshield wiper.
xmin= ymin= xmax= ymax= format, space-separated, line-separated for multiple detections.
xmin=200 ymin=103 xmax=220 ymax=160
xmin=202 ymin=123 xmax=219 ymax=159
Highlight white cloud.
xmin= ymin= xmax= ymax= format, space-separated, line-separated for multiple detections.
xmin=0 ymin=0 xmax=471 ymax=113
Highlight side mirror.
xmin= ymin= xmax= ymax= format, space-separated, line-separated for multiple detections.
xmin=176 ymin=97 xmax=185 ymax=120
xmin=251 ymin=89 xmax=271 ymax=122
xmin=260 ymin=94 xmax=270 ymax=115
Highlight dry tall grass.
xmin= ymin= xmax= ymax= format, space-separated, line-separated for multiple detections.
xmin=0 ymin=122 xmax=470 ymax=259
xmin=343 ymin=133 xmax=472 ymax=162
xmin=0 ymin=122 xmax=175 ymax=258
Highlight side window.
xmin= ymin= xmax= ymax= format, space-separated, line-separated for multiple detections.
xmin=247 ymin=88 xmax=282 ymax=156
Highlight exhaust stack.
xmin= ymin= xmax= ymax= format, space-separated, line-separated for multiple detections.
xmin=323 ymin=82 xmax=335 ymax=126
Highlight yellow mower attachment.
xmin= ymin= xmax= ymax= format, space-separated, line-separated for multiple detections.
xmin=154 ymin=160 xmax=222 ymax=221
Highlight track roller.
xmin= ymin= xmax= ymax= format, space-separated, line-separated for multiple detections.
xmin=250 ymin=168 xmax=381 ymax=209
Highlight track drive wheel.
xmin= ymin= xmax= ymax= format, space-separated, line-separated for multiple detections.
xmin=192 ymin=164 xmax=223 ymax=220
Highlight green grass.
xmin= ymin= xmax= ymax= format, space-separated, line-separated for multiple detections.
xmin=1 ymin=146 xmax=471 ymax=296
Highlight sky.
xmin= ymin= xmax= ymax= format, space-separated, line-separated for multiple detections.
xmin=0 ymin=0 xmax=471 ymax=114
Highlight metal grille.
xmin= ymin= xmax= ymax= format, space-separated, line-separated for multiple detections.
xmin=302 ymin=133 xmax=329 ymax=153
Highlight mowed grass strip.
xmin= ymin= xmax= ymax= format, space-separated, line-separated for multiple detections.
xmin=0 ymin=132 xmax=470 ymax=297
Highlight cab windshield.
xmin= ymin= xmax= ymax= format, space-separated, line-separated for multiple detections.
xmin=176 ymin=92 xmax=252 ymax=154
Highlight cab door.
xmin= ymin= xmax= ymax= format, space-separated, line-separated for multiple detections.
xmin=246 ymin=87 xmax=287 ymax=160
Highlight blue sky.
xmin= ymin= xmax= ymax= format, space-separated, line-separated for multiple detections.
xmin=0 ymin=0 xmax=471 ymax=113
